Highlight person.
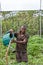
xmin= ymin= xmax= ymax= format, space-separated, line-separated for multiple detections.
xmin=11 ymin=26 xmax=29 ymax=62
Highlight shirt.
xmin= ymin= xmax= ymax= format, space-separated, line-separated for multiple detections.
xmin=14 ymin=32 xmax=29 ymax=52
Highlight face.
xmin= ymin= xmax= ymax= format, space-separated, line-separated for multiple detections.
xmin=20 ymin=26 xmax=26 ymax=34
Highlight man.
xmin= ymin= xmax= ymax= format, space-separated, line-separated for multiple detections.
xmin=11 ymin=26 xmax=29 ymax=62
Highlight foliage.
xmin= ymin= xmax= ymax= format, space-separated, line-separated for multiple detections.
xmin=0 ymin=10 xmax=43 ymax=65
xmin=0 ymin=35 xmax=43 ymax=65
xmin=2 ymin=10 xmax=40 ymax=35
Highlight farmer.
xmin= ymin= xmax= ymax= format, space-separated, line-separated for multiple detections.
xmin=10 ymin=26 xmax=29 ymax=62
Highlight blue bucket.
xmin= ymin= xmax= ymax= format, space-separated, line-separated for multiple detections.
xmin=3 ymin=33 xmax=13 ymax=46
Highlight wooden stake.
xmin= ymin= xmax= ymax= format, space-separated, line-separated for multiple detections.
xmin=5 ymin=40 xmax=11 ymax=65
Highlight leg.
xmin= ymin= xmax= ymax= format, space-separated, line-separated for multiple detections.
xmin=22 ymin=52 xmax=28 ymax=62
xmin=16 ymin=51 xmax=22 ymax=62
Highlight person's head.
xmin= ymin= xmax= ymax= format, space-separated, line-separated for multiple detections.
xmin=20 ymin=25 xmax=26 ymax=34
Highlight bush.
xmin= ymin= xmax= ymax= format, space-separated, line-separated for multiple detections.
xmin=0 ymin=35 xmax=43 ymax=65
xmin=27 ymin=35 xmax=43 ymax=56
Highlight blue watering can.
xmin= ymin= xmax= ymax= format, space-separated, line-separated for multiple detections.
xmin=3 ymin=33 xmax=14 ymax=46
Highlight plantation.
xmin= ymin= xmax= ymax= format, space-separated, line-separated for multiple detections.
xmin=0 ymin=10 xmax=43 ymax=65
xmin=0 ymin=35 xmax=43 ymax=65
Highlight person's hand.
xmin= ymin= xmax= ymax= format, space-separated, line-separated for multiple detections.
xmin=11 ymin=39 xmax=16 ymax=43
xmin=9 ymin=29 xmax=14 ymax=34
xmin=13 ymin=39 xmax=16 ymax=43
xmin=11 ymin=39 xmax=14 ymax=43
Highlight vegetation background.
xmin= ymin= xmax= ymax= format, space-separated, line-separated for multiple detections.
xmin=0 ymin=10 xmax=43 ymax=65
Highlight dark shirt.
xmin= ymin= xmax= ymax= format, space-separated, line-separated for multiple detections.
xmin=14 ymin=32 xmax=29 ymax=52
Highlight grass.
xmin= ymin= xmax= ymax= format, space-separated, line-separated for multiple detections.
xmin=0 ymin=35 xmax=43 ymax=65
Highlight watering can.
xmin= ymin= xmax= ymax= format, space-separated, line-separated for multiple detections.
xmin=3 ymin=33 xmax=14 ymax=46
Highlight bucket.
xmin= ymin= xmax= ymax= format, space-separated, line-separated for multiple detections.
xmin=3 ymin=33 xmax=14 ymax=46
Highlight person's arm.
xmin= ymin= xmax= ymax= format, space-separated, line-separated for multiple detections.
xmin=14 ymin=34 xmax=29 ymax=44
xmin=6 ymin=29 xmax=18 ymax=38
xmin=14 ymin=32 xmax=18 ymax=38
xmin=6 ymin=29 xmax=13 ymax=33
xmin=14 ymin=38 xmax=28 ymax=44
xmin=11 ymin=32 xmax=18 ymax=43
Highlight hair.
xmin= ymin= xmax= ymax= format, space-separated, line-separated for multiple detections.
xmin=19 ymin=25 xmax=26 ymax=34
xmin=23 ymin=25 xmax=26 ymax=30
xmin=20 ymin=25 xmax=26 ymax=30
